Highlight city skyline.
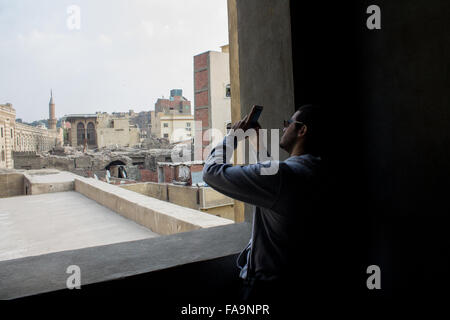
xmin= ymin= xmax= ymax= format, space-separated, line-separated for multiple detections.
xmin=0 ymin=0 xmax=228 ymax=122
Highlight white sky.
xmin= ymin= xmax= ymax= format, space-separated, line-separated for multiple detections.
xmin=0 ymin=0 xmax=229 ymax=122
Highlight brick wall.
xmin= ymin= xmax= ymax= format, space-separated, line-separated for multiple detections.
xmin=190 ymin=164 xmax=204 ymax=172
xmin=163 ymin=166 xmax=175 ymax=183
xmin=194 ymin=52 xmax=211 ymax=157
xmin=140 ymin=169 xmax=158 ymax=182
xmin=195 ymin=70 xmax=209 ymax=92
xmin=194 ymin=108 xmax=209 ymax=129
xmin=194 ymin=52 xmax=208 ymax=70
xmin=155 ymin=97 xmax=192 ymax=114
xmin=195 ymin=90 xmax=209 ymax=107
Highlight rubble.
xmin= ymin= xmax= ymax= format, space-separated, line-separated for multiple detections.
xmin=13 ymin=144 xmax=175 ymax=183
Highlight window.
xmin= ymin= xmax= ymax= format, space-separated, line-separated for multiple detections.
xmin=11 ymin=129 xmax=13 ymax=138
xmin=186 ymin=123 xmax=191 ymax=127
xmin=163 ymin=123 xmax=168 ymax=128
xmin=77 ymin=122 xmax=85 ymax=145
xmin=87 ymin=122 xmax=96 ymax=145
xmin=186 ymin=127 xmax=191 ymax=131
xmin=1 ymin=127 xmax=3 ymax=138
xmin=225 ymin=84 xmax=231 ymax=98
xmin=163 ymin=133 xmax=169 ymax=138
xmin=1 ymin=150 xmax=4 ymax=162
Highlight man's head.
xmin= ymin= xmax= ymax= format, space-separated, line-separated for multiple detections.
xmin=280 ymin=104 xmax=323 ymax=156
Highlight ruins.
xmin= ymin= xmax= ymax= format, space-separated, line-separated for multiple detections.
xmin=13 ymin=141 xmax=176 ymax=184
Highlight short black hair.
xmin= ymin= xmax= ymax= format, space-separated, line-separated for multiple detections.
xmin=295 ymin=104 xmax=324 ymax=156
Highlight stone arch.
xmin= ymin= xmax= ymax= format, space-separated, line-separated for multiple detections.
xmin=105 ymin=160 xmax=126 ymax=171
xmin=105 ymin=160 xmax=127 ymax=179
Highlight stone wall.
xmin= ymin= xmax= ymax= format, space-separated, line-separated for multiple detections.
xmin=75 ymin=178 xmax=233 ymax=235
xmin=12 ymin=148 xmax=172 ymax=182
xmin=0 ymin=170 xmax=24 ymax=198
xmin=121 ymin=182 xmax=235 ymax=220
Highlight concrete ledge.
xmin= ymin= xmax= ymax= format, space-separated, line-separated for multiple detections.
xmin=0 ymin=171 xmax=24 ymax=198
xmin=74 ymin=178 xmax=233 ymax=235
xmin=0 ymin=222 xmax=251 ymax=300
xmin=23 ymin=171 xmax=77 ymax=195
xmin=200 ymin=187 xmax=235 ymax=209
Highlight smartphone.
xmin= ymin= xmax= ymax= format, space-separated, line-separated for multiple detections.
xmin=247 ymin=105 xmax=263 ymax=124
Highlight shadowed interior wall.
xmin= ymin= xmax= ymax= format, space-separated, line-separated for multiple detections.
xmin=233 ymin=0 xmax=450 ymax=302
xmin=232 ymin=0 xmax=295 ymax=222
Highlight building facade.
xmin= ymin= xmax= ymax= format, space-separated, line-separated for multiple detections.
xmin=96 ymin=113 xmax=140 ymax=148
xmin=194 ymin=45 xmax=231 ymax=157
xmin=151 ymin=89 xmax=194 ymax=143
xmin=1 ymin=100 xmax=63 ymax=169
xmin=64 ymin=114 xmax=98 ymax=147
xmin=0 ymin=103 xmax=16 ymax=168
xmin=158 ymin=113 xmax=194 ymax=143
xmin=154 ymin=89 xmax=191 ymax=114
xmin=64 ymin=112 xmax=141 ymax=148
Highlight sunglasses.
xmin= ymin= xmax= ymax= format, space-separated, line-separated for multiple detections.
xmin=283 ymin=119 xmax=304 ymax=128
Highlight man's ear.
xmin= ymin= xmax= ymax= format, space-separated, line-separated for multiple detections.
xmin=297 ymin=124 xmax=307 ymax=138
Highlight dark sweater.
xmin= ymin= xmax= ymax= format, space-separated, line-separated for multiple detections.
xmin=203 ymin=134 xmax=322 ymax=281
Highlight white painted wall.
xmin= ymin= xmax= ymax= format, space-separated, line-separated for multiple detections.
xmin=209 ymin=51 xmax=231 ymax=137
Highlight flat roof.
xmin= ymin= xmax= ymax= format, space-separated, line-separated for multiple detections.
xmin=62 ymin=114 xmax=97 ymax=119
xmin=0 ymin=191 xmax=158 ymax=262
xmin=24 ymin=171 xmax=77 ymax=184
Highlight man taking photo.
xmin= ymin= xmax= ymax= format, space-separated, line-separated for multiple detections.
xmin=203 ymin=104 xmax=325 ymax=304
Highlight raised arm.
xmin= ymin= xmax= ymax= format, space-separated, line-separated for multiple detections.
xmin=202 ymin=132 xmax=282 ymax=209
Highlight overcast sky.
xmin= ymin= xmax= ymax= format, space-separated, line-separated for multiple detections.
xmin=0 ymin=0 xmax=228 ymax=122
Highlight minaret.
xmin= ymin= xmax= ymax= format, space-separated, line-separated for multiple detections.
xmin=48 ymin=89 xmax=57 ymax=130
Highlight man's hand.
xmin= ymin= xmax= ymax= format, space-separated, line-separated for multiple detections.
xmin=231 ymin=114 xmax=261 ymax=133
xmin=230 ymin=115 xmax=262 ymax=154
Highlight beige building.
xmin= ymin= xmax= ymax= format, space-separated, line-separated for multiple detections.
xmin=64 ymin=114 xmax=98 ymax=147
xmin=1 ymin=101 xmax=63 ymax=169
xmin=64 ymin=112 xmax=141 ymax=148
xmin=157 ymin=113 xmax=194 ymax=143
xmin=210 ymin=45 xmax=232 ymax=137
xmin=150 ymin=89 xmax=194 ymax=143
xmin=96 ymin=113 xmax=140 ymax=148
xmin=194 ymin=45 xmax=231 ymax=154
xmin=0 ymin=103 xmax=16 ymax=169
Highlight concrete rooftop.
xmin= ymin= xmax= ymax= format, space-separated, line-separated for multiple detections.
xmin=23 ymin=170 xmax=77 ymax=184
xmin=0 ymin=191 xmax=158 ymax=262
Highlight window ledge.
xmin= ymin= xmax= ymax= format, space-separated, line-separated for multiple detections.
xmin=0 ymin=222 xmax=251 ymax=300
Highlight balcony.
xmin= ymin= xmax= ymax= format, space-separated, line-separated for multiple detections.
xmin=0 ymin=169 xmax=250 ymax=301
